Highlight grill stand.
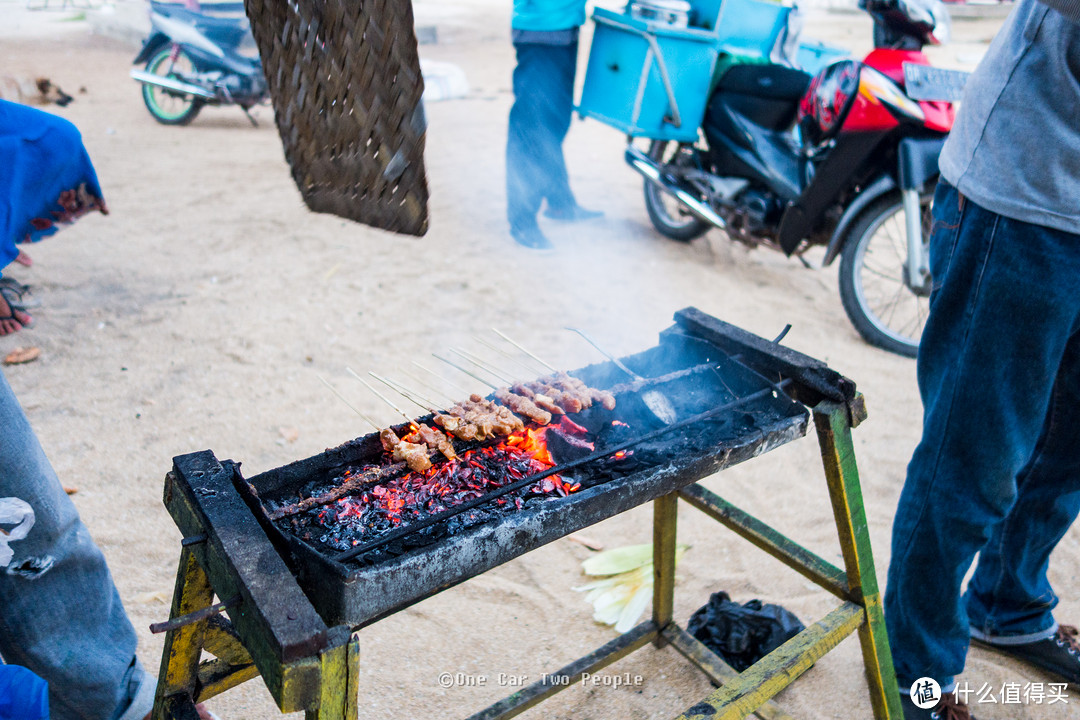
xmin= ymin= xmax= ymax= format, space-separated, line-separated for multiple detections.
xmin=465 ymin=402 xmax=899 ymax=720
xmin=152 ymin=452 xmax=359 ymax=719
xmin=150 ymin=311 xmax=903 ymax=720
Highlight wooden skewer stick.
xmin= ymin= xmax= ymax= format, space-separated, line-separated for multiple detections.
xmin=450 ymin=347 xmax=514 ymax=384
xmin=412 ymin=361 xmax=472 ymax=395
xmin=317 ymin=375 xmax=381 ymax=431
xmin=432 ymin=353 xmax=498 ymax=389
xmin=368 ymin=372 xmax=441 ymax=415
xmin=473 ymin=335 xmax=539 ymax=376
xmin=491 ymin=328 xmax=557 ymax=372
xmin=347 ymin=368 xmax=416 ymax=427
xmin=400 ymin=368 xmax=458 ymax=405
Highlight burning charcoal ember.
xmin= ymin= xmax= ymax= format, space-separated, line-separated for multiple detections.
xmin=284 ymin=423 xmax=581 ymax=556
xmin=267 ymin=464 xmax=396 ymax=520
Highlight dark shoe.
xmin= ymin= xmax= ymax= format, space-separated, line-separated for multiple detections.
xmin=543 ymin=204 xmax=604 ymax=222
xmin=901 ymin=691 xmax=976 ymax=720
xmin=511 ymin=225 xmax=554 ymax=250
xmin=971 ymin=624 xmax=1080 ymax=686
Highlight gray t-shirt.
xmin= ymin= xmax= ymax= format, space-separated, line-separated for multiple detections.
xmin=938 ymin=0 xmax=1080 ymax=235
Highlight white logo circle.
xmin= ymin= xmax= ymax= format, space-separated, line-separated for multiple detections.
xmin=910 ymin=677 xmax=942 ymax=709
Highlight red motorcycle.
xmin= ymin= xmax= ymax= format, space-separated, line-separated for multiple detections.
xmin=627 ymin=0 xmax=968 ymax=356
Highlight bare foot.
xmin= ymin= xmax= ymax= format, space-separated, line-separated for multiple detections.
xmin=14 ymin=250 xmax=32 ymax=267
xmin=0 ymin=294 xmax=32 ymax=336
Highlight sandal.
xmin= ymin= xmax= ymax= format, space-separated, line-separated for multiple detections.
xmin=0 ymin=278 xmax=40 ymax=310
xmin=0 ymin=293 xmax=34 ymax=336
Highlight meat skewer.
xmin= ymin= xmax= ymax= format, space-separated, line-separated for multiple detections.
xmin=450 ymin=347 xmax=514 ymax=385
xmin=317 ymin=374 xmax=382 ymax=431
xmin=411 ymin=361 xmax=473 ymax=396
xmin=565 ymin=327 xmax=671 ymax=422
xmin=400 ymin=369 xmax=458 ymax=406
xmin=434 ymin=354 xmax=549 ymax=427
xmin=267 ymin=463 xmax=402 ymax=520
xmin=350 ymin=373 xmax=437 ymax=472
xmin=367 ymin=372 xmax=461 ymax=460
xmin=491 ymin=328 xmax=558 ymax=372
xmin=472 ymin=335 xmax=541 ymax=376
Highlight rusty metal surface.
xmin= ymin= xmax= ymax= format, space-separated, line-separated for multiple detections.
xmin=166 ymin=453 xmax=329 ymax=666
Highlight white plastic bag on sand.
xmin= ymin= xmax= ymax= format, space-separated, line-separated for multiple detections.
xmin=0 ymin=498 xmax=35 ymax=568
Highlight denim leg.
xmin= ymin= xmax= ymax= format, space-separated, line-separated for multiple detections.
xmin=884 ymin=182 xmax=1080 ymax=688
xmin=0 ymin=371 xmax=153 ymax=720
xmin=965 ymin=334 xmax=1080 ymax=640
xmin=506 ymin=41 xmax=578 ymax=230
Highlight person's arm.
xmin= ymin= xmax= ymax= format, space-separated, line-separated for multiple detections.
xmin=1038 ymin=0 xmax=1080 ymax=24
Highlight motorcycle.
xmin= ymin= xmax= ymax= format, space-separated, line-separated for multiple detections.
xmin=130 ymin=0 xmax=268 ymax=126
xmin=624 ymin=0 xmax=968 ymax=357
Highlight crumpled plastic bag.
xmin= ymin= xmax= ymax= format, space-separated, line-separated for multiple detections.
xmin=0 ymin=498 xmax=35 ymax=569
xmin=687 ymin=591 xmax=806 ymax=672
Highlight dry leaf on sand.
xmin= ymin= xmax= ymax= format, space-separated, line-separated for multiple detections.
xmin=4 ymin=347 xmax=41 ymax=365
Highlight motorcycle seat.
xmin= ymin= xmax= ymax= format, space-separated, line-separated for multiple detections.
xmin=153 ymin=3 xmax=250 ymax=35
xmin=715 ymin=64 xmax=812 ymax=102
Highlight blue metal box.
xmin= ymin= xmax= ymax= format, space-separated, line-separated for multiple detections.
xmin=577 ymin=8 xmax=719 ymax=143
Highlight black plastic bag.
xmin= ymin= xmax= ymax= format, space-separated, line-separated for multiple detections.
xmin=687 ymin=591 xmax=806 ymax=672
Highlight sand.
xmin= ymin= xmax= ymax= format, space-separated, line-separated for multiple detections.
xmin=2 ymin=2 xmax=1078 ymax=718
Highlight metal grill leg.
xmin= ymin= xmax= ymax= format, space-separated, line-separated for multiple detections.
xmin=307 ymin=627 xmax=360 ymax=720
xmin=653 ymin=492 xmax=679 ymax=645
xmin=814 ymin=402 xmax=903 ymax=720
xmin=152 ymin=546 xmax=214 ymax=720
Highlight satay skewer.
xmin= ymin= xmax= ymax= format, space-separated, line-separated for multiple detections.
xmin=400 ymin=369 xmax=458 ymax=406
xmin=473 ymin=335 xmax=541 ymax=376
xmin=491 ymin=328 xmax=558 ymax=372
xmin=411 ymin=361 xmax=473 ymax=395
xmin=348 ymin=368 xmax=416 ymax=426
xmin=363 ymin=371 xmax=460 ymax=463
xmin=433 ymin=353 xmax=499 ymax=389
xmin=317 ymin=374 xmax=382 ymax=431
xmin=368 ymin=372 xmax=442 ymax=416
xmin=450 ymin=347 xmax=515 ymax=384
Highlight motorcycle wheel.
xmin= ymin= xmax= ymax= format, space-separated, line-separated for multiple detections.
xmin=142 ymin=46 xmax=203 ymax=126
xmin=643 ymin=140 xmax=712 ymax=242
xmin=838 ymin=193 xmax=932 ymax=358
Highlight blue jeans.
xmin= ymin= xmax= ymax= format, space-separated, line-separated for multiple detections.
xmin=0 ymin=371 xmax=154 ymax=720
xmin=506 ymin=41 xmax=579 ymax=232
xmin=885 ymin=181 xmax=1080 ymax=690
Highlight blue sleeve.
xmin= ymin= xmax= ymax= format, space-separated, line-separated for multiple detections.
xmin=0 ymin=99 xmax=106 ymax=272
xmin=0 ymin=665 xmax=49 ymax=720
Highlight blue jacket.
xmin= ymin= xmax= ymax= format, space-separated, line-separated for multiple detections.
xmin=512 ymin=0 xmax=587 ymax=31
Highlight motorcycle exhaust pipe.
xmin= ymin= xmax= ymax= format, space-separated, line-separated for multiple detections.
xmin=625 ymin=145 xmax=727 ymax=230
xmin=129 ymin=70 xmax=216 ymax=100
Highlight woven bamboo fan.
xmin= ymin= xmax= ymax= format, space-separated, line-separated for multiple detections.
xmin=244 ymin=0 xmax=429 ymax=236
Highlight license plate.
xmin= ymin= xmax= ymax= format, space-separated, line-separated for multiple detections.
xmin=902 ymin=63 xmax=971 ymax=103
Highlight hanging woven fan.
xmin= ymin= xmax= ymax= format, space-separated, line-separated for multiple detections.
xmin=244 ymin=0 xmax=429 ymax=236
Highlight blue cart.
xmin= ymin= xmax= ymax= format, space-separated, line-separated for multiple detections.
xmin=577 ymin=0 xmax=847 ymax=142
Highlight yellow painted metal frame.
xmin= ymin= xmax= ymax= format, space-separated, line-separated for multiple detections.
xmin=151 ymin=400 xmax=900 ymax=719
xmin=470 ymin=399 xmax=902 ymax=720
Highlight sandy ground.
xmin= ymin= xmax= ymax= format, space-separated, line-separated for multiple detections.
xmin=3 ymin=1 xmax=1079 ymax=718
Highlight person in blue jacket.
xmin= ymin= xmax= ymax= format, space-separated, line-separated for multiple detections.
xmin=507 ymin=0 xmax=603 ymax=250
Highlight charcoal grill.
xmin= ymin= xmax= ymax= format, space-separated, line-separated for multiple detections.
xmin=149 ymin=308 xmax=903 ymax=720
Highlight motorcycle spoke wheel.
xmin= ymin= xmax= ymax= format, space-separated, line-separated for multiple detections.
xmin=839 ymin=195 xmax=931 ymax=358
xmin=643 ymin=140 xmax=711 ymax=242
xmin=142 ymin=47 xmax=203 ymax=125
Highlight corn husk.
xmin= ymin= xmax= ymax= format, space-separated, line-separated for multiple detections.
xmin=574 ymin=544 xmax=688 ymax=632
